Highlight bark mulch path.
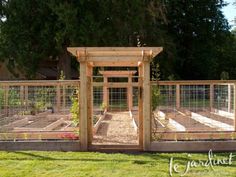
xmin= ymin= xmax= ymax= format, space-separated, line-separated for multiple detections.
xmin=93 ymin=111 xmax=138 ymax=145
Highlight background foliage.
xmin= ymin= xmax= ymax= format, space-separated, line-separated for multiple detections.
xmin=0 ymin=0 xmax=235 ymax=80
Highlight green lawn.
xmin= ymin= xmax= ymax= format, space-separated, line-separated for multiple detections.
xmin=0 ymin=151 xmax=235 ymax=177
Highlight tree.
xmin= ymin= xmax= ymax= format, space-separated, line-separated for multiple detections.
xmin=0 ymin=0 xmax=235 ymax=80
xmin=0 ymin=0 xmax=173 ymax=79
xmin=166 ymin=0 xmax=235 ymax=79
xmin=0 ymin=1 xmax=58 ymax=78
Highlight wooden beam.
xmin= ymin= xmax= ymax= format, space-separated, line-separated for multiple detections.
xmin=128 ymin=76 xmax=133 ymax=111
xmin=87 ymin=65 xmax=93 ymax=146
xmin=92 ymin=61 xmax=138 ymax=67
xmin=79 ymin=62 xmax=89 ymax=151
xmin=142 ymin=61 xmax=151 ymax=151
xmin=67 ymin=47 xmax=163 ymax=66
xmin=138 ymin=65 xmax=143 ymax=150
xmin=67 ymin=47 xmax=163 ymax=56
xmin=93 ymin=82 xmax=139 ymax=87
xmin=152 ymin=131 xmax=236 ymax=141
xmin=0 ymin=80 xmax=80 ymax=86
xmin=228 ymin=84 xmax=231 ymax=113
xmin=154 ymin=80 xmax=236 ymax=85
xmin=56 ymin=84 xmax=61 ymax=113
xmin=82 ymin=56 xmax=143 ymax=62
xmin=103 ymin=76 xmax=108 ymax=111
xmin=176 ymin=84 xmax=180 ymax=109
xmin=4 ymin=86 xmax=9 ymax=116
xmin=99 ymin=71 xmax=137 ymax=76
xmin=150 ymin=140 xmax=236 ymax=152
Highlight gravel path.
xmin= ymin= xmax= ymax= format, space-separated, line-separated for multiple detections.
xmin=93 ymin=112 xmax=138 ymax=145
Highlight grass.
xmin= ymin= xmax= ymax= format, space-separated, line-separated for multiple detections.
xmin=0 ymin=151 xmax=236 ymax=177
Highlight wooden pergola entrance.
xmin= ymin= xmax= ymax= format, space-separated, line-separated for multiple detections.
xmin=67 ymin=47 xmax=163 ymax=151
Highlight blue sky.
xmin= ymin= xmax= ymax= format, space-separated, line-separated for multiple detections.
xmin=222 ymin=0 xmax=236 ymax=28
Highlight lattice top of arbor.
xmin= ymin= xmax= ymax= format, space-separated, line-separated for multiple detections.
xmin=67 ymin=47 xmax=163 ymax=67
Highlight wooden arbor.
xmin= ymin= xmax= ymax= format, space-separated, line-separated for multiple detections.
xmin=67 ymin=47 xmax=163 ymax=151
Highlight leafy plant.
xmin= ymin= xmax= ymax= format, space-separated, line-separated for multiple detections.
xmin=70 ymin=89 xmax=79 ymax=126
xmin=152 ymin=86 xmax=160 ymax=112
xmin=220 ymin=71 xmax=229 ymax=80
xmin=59 ymin=70 xmax=65 ymax=80
xmin=100 ymin=102 xmax=107 ymax=112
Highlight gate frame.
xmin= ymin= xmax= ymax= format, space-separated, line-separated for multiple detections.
xmin=67 ymin=47 xmax=163 ymax=151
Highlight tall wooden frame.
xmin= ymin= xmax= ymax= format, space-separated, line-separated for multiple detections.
xmin=67 ymin=47 xmax=163 ymax=151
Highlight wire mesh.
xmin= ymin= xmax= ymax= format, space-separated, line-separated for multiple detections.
xmin=109 ymin=88 xmax=128 ymax=111
xmin=93 ymin=86 xmax=104 ymax=126
xmin=0 ymin=81 xmax=79 ymax=140
xmin=180 ymin=85 xmax=210 ymax=111
xmin=213 ymin=84 xmax=234 ymax=114
xmin=152 ymin=82 xmax=236 ymax=141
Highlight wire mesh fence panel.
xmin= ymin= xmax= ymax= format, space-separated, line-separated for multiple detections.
xmin=180 ymin=85 xmax=210 ymax=111
xmin=131 ymin=86 xmax=139 ymax=131
xmin=151 ymin=84 xmax=177 ymax=138
xmin=132 ymin=87 xmax=139 ymax=108
xmin=151 ymin=82 xmax=236 ymax=142
xmin=0 ymin=81 xmax=80 ymax=141
xmin=92 ymin=72 xmax=139 ymax=145
xmin=213 ymin=84 xmax=234 ymax=114
xmin=108 ymin=88 xmax=128 ymax=111
xmin=93 ymin=86 xmax=104 ymax=126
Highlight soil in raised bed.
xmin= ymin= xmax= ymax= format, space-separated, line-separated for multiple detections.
xmin=194 ymin=111 xmax=234 ymax=126
xmin=159 ymin=109 xmax=218 ymax=132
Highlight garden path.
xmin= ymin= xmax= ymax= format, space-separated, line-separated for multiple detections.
xmin=93 ymin=111 xmax=138 ymax=144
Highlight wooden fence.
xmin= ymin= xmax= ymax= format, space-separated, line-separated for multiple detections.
xmin=0 ymin=80 xmax=80 ymax=141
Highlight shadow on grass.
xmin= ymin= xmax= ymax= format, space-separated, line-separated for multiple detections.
xmin=0 ymin=151 xmax=235 ymax=168
xmin=0 ymin=151 xmax=169 ymax=165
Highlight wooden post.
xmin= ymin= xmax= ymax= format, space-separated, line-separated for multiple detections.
xmin=176 ymin=84 xmax=180 ymax=109
xmin=25 ymin=86 xmax=28 ymax=110
xmin=63 ymin=85 xmax=66 ymax=111
xmin=79 ymin=61 xmax=89 ymax=151
xmin=128 ymin=75 xmax=133 ymax=111
xmin=103 ymin=76 xmax=108 ymax=110
xmin=142 ymin=61 xmax=151 ymax=151
xmin=4 ymin=86 xmax=9 ymax=116
xmin=210 ymin=84 xmax=214 ymax=112
xmin=87 ymin=65 xmax=93 ymax=146
xmin=20 ymin=86 xmax=24 ymax=108
xmin=138 ymin=65 xmax=143 ymax=149
xmin=56 ymin=84 xmax=61 ymax=112
xmin=228 ymin=84 xmax=231 ymax=113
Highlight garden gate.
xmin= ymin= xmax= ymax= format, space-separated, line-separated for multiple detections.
xmin=67 ymin=47 xmax=163 ymax=151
